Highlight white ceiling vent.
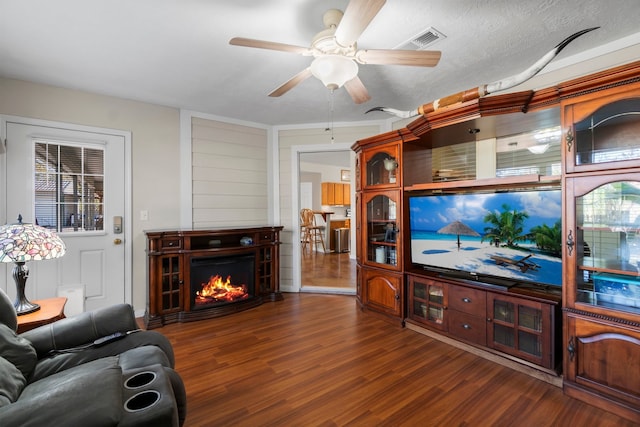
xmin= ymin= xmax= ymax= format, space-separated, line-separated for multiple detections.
xmin=395 ymin=27 xmax=446 ymax=51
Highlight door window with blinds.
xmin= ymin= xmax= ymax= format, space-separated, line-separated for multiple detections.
xmin=34 ymin=140 xmax=105 ymax=232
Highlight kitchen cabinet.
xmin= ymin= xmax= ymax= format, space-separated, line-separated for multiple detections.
xmin=321 ymin=182 xmax=350 ymax=206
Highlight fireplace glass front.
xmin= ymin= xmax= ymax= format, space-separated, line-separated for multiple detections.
xmin=190 ymin=254 xmax=255 ymax=310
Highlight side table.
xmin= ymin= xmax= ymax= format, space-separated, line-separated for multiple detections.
xmin=16 ymin=297 xmax=67 ymax=334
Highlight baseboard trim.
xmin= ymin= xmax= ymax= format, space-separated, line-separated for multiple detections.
xmin=300 ymin=286 xmax=356 ymax=295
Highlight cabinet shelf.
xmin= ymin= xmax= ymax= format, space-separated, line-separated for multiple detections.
xmin=578 ymin=264 xmax=640 ymax=277
xmin=370 ymin=241 xmax=395 ymax=247
xmin=576 ymin=290 xmax=640 ymax=313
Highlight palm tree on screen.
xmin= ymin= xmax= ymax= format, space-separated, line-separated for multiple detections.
xmin=482 ymin=204 xmax=529 ymax=248
xmin=529 ymin=220 xmax=562 ymax=256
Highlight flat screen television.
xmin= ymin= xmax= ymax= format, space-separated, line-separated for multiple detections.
xmin=408 ymin=188 xmax=562 ymax=289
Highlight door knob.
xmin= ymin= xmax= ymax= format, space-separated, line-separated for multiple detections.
xmin=114 ymin=238 xmax=122 ymax=245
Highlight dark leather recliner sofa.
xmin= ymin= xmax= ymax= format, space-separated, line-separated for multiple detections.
xmin=0 ymin=288 xmax=186 ymax=426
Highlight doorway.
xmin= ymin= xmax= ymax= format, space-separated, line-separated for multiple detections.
xmin=295 ymin=147 xmax=356 ymax=294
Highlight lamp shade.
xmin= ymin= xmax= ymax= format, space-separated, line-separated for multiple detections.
xmin=0 ymin=216 xmax=66 ymax=315
xmin=310 ymin=55 xmax=358 ymax=90
xmin=0 ymin=219 xmax=66 ymax=263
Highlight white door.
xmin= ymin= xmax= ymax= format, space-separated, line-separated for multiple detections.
xmin=3 ymin=119 xmax=130 ymax=312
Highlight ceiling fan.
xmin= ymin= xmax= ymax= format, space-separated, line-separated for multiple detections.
xmin=229 ymin=0 xmax=442 ymax=104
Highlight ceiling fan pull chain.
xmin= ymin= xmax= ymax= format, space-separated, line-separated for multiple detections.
xmin=325 ymin=89 xmax=336 ymax=143
xmin=330 ymin=90 xmax=335 ymax=143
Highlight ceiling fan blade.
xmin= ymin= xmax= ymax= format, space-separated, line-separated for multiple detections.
xmin=356 ymin=49 xmax=442 ymax=67
xmin=229 ymin=37 xmax=312 ymax=55
xmin=269 ymin=68 xmax=313 ymax=97
xmin=344 ymin=76 xmax=371 ymax=104
xmin=334 ymin=0 xmax=386 ymax=48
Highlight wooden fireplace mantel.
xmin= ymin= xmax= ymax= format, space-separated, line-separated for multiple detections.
xmin=144 ymin=226 xmax=283 ymax=329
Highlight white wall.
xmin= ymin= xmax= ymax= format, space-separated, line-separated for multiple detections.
xmin=300 ymin=171 xmax=321 ymax=211
xmin=300 ymin=161 xmax=347 ymax=188
xmin=191 ymin=117 xmax=269 ymax=228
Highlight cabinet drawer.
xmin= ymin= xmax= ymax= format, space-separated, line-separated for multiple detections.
xmin=448 ymin=285 xmax=486 ymax=316
xmin=259 ymin=232 xmax=274 ymax=242
xmin=448 ymin=310 xmax=487 ymax=346
xmin=160 ymin=238 xmax=182 ymax=250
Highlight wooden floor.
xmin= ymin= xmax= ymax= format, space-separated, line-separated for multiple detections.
xmin=301 ymin=250 xmax=356 ymax=289
xmin=158 ymin=293 xmax=636 ymax=427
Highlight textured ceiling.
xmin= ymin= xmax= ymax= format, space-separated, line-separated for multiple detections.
xmin=1 ymin=0 xmax=639 ymax=126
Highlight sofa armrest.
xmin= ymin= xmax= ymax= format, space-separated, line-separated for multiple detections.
xmin=20 ymin=304 xmax=139 ymax=358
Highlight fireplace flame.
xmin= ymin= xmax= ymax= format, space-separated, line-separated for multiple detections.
xmin=195 ymin=274 xmax=249 ymax=305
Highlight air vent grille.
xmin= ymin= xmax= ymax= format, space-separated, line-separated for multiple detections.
xmin=396 ymin=27 xmax=446 ymax=51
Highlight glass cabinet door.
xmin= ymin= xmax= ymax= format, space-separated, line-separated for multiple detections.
xmin=573 ymin=179 xmax=640 ymax=316
xmin=363 ymin=143 xmax=400 ymax=188
xmin=491 ymin=300 xmax=543 ymax=357
xmin=565 ymin=94 xmax=640 ymax=173
xmin=408 ymin=276 xmax=446 ymax=330
xmin=488 ymin=294 xmax=549 ymax=367
xmin=363 ymin=190 xmax=400 ymax=269
xmin=160 ymin=255 xmax=182 ymax=313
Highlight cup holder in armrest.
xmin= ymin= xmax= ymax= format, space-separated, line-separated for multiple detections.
xmin=124 ymin=390 xmax=161 ymax=412
xmin=124 ymin=371 xmax=157 ymax=389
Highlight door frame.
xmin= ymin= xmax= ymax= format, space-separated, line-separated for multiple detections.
xmin=0 ymin=115 xmax=133 ymax=304
xmin=291 ymin=143 xmax=356 ymax=294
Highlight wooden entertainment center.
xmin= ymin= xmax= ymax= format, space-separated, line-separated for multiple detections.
xmin=352 ymin=61 xmax=640 ymax=421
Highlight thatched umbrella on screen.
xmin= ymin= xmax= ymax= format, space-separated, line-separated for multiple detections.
xmin=437 ymin=220 xmax=480 ymax=250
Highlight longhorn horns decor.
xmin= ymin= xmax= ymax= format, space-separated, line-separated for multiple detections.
xmin=366 ymin=27 xmax=599 ymax=119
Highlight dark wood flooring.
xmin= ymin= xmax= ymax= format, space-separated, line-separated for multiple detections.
xmin=157 ymin=293 xmax=636 ymax=427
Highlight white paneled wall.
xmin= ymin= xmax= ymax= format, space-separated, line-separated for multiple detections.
xmin=191 ymin=117 xmax=269 ymax=228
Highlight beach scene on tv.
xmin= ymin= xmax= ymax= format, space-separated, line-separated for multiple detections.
xmin=409 ymin=190 xmax=563 ymax=287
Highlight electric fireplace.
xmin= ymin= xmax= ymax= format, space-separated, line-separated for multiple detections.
xmin=144 ymin=226 xmax=283 ymax=329
xmin=190 ymin=254 xmax=255 ymax=310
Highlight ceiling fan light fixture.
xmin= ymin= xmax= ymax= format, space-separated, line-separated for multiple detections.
xmin=310 ymin=55 xmax=358 ymax=90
